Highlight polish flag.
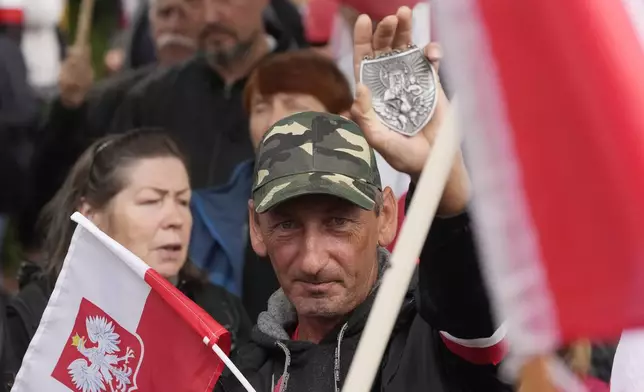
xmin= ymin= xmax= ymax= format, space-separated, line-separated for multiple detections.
xmin=12 ymin=213 xmax=232 ymax=391
xmin=0 ymin=0 xmax=23 ymax=24
xmin=433 ymin=0 xmax=644 ymax=374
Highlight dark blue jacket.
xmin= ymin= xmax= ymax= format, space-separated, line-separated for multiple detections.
xmin=189 ymin=160 xmax=255 ymax=297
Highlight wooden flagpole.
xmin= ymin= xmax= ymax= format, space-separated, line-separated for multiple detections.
xmin=74 ymin=0 xmax=95 ymax=47
xmin=341 ymin=100 xmax=461 ymax=392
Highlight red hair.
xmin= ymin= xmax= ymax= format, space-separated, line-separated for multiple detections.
xmin=243 ymin=50 xmax=353 ymax=115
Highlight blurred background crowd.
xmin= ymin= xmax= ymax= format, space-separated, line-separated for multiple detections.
xmin=0 ymin=0 xmax=430 ymax=305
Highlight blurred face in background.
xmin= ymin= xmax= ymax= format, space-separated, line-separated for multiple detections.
xmin=249 ymin=93 xmax=329 ymax=149
xmin=150 ymin=0 xmax=205 ymax=65
xmin=201 ymin=0 xmax=268 ymax=67
xmin=87 ymin=157 xmax=192 ymax=279
xmin=244 ymin=51 xmax=355 ymax=148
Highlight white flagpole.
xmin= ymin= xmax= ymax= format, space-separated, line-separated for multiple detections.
xmin=342 ymin=100 xmax=461 ymax=392
xmin=208 ymin=341 xmax=257 ymax=392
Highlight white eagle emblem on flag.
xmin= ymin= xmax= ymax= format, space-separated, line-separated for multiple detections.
xmin=52 ymin=298 xmax=143 ymax=392
xmin=67 ymin=316 xmax=136 ymax=392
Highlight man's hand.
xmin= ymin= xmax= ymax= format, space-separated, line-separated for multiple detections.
xmin=59 ymin=46 xmax=94 ymax=109
xmin=351 ymin=6 xmax=470 ymax=216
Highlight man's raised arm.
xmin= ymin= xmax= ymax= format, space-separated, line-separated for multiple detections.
xmin=350 ymin=4 xmax=507 ymax=369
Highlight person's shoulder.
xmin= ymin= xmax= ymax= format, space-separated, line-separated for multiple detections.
xmin=90 ymin=65 xmax=155 ymax=96
xmin=181 ymin=277 xmax=243 ymax=313
xmin=122 ymin=57 xmax=203 ymax=99
xmin=197 ymin=282 xmax=244 ymax=306
xmin=82 ymin=66 xmax=155 ymax=116
xmin=6 ymin=275 xmax=51 ymax=333
xmin=10 ymin=275 xmax=51 ymax=308
xmin=143 ymin=57 xmax=204 ymax=86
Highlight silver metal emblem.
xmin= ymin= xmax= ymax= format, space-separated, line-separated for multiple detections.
xmin=359 ymin=45 xmax=438 ymax=136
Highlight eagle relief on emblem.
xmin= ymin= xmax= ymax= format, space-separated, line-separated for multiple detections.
xmin=52 ymin=298 xmax=143 ymax=392
xmin=360 ymin=44 xmax=438 ymax=136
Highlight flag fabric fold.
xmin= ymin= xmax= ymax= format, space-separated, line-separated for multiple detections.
xmin=433 ymin=0 xmax=644 ymax=371
xmin=12 ymin=212 xmax=231 ymax=392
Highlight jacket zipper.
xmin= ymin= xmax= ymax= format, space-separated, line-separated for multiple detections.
xmin=334 ymin=323 xmax=349 ymax=392
xmin=272 ymin=321 xmax=348 ymax=392
xmin=275 ymin=341 xmax=291 ymax=392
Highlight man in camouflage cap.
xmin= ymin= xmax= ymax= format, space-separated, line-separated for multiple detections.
xmin=217 ymin=7 xmax=510 ymax=392
xmin=249 ymin=111 xmax=397 ymax=323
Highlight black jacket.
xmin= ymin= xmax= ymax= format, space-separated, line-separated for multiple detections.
xmin=110 ymin=31 xmax=297 ymax=189
xmin=1 ymin=263 xmax=252 ymax=388
xmin=0 ymin=36 xmax=38 ymax=214
xmin=266 ymin=0 xmax=307 ymax=48
xmin=217 ymin=189 xmax=510 ymax=392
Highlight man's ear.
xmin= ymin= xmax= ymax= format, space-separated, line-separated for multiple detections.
xmin=248 ymin=200 xmax=267 ymax=257
xmin=377 ymin=187 xmax=398 ymax=248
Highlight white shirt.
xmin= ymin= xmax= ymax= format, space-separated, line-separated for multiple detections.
xmin=20 ymin=0 xmax=64 ymax=90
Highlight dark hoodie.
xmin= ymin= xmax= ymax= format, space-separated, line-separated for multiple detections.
xmin=217 ymin=192 xmax=513 ymax=392
xmin=0 ymin=35 xmax=38 ymax=214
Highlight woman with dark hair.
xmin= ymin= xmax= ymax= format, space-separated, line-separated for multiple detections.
xmin=3 ymin=129 xmax=251 ymax=384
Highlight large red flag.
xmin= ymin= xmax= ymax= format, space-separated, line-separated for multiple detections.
xmin=433 ymin=0 xmax=644 ymax=362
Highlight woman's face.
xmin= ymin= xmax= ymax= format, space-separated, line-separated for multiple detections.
xmin=88 ymin=157 xmax=192 ymax=279
xmin=249 ymin=92 xmax=329 ymax=150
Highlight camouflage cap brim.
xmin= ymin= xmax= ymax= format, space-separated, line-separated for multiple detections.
xmin=253 ymin=171 xmax=379 ymax=213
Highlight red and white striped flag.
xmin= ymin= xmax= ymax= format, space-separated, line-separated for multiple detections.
xmin=432 ymin=0 xmax=644 ymax=372
xmin=12 ymin=213 xmax=232 ymax=391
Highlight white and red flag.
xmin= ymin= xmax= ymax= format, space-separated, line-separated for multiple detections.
xmin=433 ymin=0 xmax=644 ymax=376
xmin=12 ymin=213 xmax=232 ymax=392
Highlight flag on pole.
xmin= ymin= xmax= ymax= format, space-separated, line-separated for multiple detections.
xmin=433 ymin=0 xmax=644 ymax=370
xmin=12 ymin=213 xmax=231 ymax=391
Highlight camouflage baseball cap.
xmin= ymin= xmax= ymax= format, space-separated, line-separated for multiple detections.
xmin=252 ymin=111 xmax=382 ymax=213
